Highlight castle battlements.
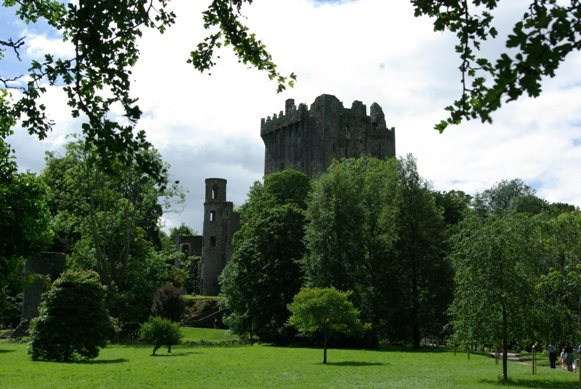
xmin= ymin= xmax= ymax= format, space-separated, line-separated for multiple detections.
xmin=260 ymin=94 xmax=396 ymax=178
xmin=260 ymin=99 xmax=308 ymax=136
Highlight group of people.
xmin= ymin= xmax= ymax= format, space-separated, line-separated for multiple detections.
xmin=547 ymin=343 xmax=580 ymax=372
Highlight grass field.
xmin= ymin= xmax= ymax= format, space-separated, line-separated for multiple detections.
xmin=0 ymin=329 xmax=578 ymax=388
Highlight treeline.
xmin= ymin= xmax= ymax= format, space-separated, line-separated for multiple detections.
xmin=0 ymin=139 xmax=196 ymax=336
xmin=220 ymin=155 xmax=581 ymax=357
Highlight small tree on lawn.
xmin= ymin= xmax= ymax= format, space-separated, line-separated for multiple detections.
xmin=139 ymin=316 xmax=182 ymax=355
xmin=287 ymin=287 xmax=362 ymax=364
xmin=28 ymin=270 xmax=115 ymax=361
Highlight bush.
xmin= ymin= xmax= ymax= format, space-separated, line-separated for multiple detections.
xmin=151 ymin=284 xmax=185 ymax=322
xmin=139 ymin=316 xmax=182 ymax=355
xmin=28 ymin=270 xmax=115 ymax=361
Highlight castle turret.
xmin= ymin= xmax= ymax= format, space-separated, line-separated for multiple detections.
xmin=201 ymin=178 xmax=240 ymax=296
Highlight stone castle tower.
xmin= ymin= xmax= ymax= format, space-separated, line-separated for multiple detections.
xmin=200 ymin=178 xmax=240 ymax=296
xmin=261 ymin=94 xmax=396 ymax=178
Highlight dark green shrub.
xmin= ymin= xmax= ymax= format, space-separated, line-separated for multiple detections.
xmin=139 ymin=316 xmax=182 ymax=355
xmin=28 ymin=270 xmax=115 ymax=361
xmin=151 ymin=284 xmax=184 ymax=322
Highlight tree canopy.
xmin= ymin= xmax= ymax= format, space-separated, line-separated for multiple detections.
xmin=447 ymin=181 xmax=580 ymax=380
xmin=41 ymin=138 xmax=183 ymax=334
xmin=220 ymin=169 xmax=310 ymax=343
xmin=28 ymin=269 xmax=115 ymax=361
xmin=303 ymin=156 xmax=452 ymax=347
xmin=0 ymin=140 xmax=52 ymax=326
xmin=288 ymin=287 xmax=362 ymax=364
xmin=0 ymin=0 xmax=293 ymax=179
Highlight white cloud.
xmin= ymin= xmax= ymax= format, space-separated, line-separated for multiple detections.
xmin=8 ymin=0 xmax=581 ymax=232
xmin=24 ymin=30 xmax=74 ymax=59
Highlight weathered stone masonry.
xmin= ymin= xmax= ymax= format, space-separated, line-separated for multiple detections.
xmin=200 ymin=178 xmax=240 ymax=296
xmin=261 ymin=94 xmax=396 ymax=178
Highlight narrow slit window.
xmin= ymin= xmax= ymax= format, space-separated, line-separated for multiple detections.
xmin=210 ymin=236 xmax=216 ymax=247
xmin=210 ymin=210 xmax=216 ymax=222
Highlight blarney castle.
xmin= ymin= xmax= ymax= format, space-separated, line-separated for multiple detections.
xmin=179 ymin=94 xmax=396 ymax=296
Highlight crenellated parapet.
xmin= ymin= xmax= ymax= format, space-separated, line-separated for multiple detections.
xmin=260 ymin=99 xmax=309 ymax=136
xmin=260 ymin=94 xmax=396 ymax=178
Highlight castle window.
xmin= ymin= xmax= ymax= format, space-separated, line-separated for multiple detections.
xmin=180 ymin=244 xmax=190 ymax=256
xmin=210 ymin=210 xmax=216 ymax=222
xmin=211 ymin=185 xmax=219 ymax=199
xmin=210 ymin=236 xmax=216 ymax=247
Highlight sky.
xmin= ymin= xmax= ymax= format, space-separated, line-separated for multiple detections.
xmin=2 ymin=0 xmax=581 ymax=233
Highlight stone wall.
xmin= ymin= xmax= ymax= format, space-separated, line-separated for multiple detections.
xmin=21 ymin=252 xmax=66 ymax=320
xmin=261 ymin=94 xmax=396 ymax=178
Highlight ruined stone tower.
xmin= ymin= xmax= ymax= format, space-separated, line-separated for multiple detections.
xmin=261 ymin=94 xmax=396 ymax=178
xmin=201 ymin=178 xmax=240 ymax=296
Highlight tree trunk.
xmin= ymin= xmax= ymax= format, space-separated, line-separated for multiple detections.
xmin=411 ymin=258 xmax=420 ymax=349
xmin=502 ymin=303 xmax=508 ymax=381
xmin=323 ymin=336 xmax=328 ymax=364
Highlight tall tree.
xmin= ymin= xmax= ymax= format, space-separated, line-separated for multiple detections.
xmin=304 ymin=156 xmax=451 ymax=346
xmin=535 ymin=211 xmax=581 ymax=343
xmin=220 ymin=169 xmax=310 ymax=343
xmin=392 ymin=156 xmax=449 ymax=348
xmin=448 ymin=212 xmax=546 ymax=381
xmin=304 ymin=156 xmax=399 ymax=341
xmin=41 ymin=138 xmax=182 ymax=333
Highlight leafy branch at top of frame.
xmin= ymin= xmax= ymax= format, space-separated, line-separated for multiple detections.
xmin=412 ymin=0 xmax=580 ymax=132
xmin=7 ymin=0 xmax=176 ymax=183
xmin=189 ymin=0 xmax=296 ymax=93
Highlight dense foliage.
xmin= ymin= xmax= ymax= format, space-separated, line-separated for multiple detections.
xmin=151 ymin=284 xmax=185 ymax=323
xmin=304 ymin=156 xmax=452 ymax=348
xmin=28 ymin=270 xmax=115 ymax=361
xmin=139 ymin=316 xmax=182 ymax=355
xmin=287 ymin=287 xmax=362 ymax=364
xmin=0 ymin=137 xmax=52 ymax=326
xmin=447 ymin=179 xmax=581 ymax=380
xmin=41 ymin=139 xmax=183 ymax=335
xmin=220 ymin=169 xmax=310 ymax=343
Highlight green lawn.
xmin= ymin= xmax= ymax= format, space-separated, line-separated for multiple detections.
xmin=0 ymin=329 xmax=578 ymax=388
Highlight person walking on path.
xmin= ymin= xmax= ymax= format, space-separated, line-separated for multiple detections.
xmin=548 ymin=344 xmax=557 ymax=368
xmin=564 ymin=345 xmax=574 ymax=372
xmin=560 ymin=347 xmax=567 ymax=370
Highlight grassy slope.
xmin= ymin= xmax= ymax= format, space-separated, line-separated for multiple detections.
xmin=0 ymin=330 xmax=577 ymax=389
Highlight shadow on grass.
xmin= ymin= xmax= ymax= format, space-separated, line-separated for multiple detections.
xmin=479 ymin=378 xmax=578 ymax=388
xmin=70 ymin=358 xmax=128 ymax=365
xmin=150 ymin=351 xmax=201 ymax=357
xmin=376 ymin=345 xmax=450 ymax=354
xmin=0 ymin=349 xmax=16 ymax=354
xmin=324 ymin=361 xmax=385 ymax=367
